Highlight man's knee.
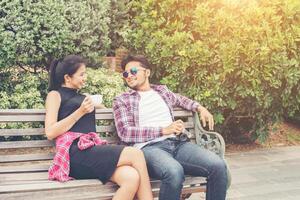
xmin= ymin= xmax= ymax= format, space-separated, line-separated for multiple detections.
xmin=210 ymin=158 xmax=227 ymax=178
xmin=162 ymin=164 xmax=185 ymax=187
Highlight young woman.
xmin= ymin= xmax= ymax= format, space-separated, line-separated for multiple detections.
xmin=45 ymin=55 xmax=153 ymax=200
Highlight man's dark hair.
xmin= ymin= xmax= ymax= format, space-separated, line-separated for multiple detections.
xmin=121 ymin=55 xmax=151 ymax=70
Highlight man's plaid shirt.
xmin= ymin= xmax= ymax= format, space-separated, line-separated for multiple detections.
xmin=113 ymin=84 xmax=200 ymax=144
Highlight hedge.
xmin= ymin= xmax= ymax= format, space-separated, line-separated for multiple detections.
xmin=126 ymin=0 xmax=300 ymax=142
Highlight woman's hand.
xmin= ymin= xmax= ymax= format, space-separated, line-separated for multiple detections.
xmin=79 ymin=96 xmax=95 ymax=114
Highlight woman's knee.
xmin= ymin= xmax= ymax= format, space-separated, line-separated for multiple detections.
xmin=115 ymin=166 xmax=140 ymax=189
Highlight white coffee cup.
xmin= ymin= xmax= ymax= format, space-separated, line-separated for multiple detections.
xmin=90 ymin=94 xmax=103 ymax=105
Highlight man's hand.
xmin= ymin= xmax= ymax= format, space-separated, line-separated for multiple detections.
xmin=162 ymin=120 xmax=184 ymax=135
xmin=197 ymin=105 xmax=214 ymax=130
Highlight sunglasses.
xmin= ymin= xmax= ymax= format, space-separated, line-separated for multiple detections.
xmin=122 ymin=67 xmax=146 ymax=78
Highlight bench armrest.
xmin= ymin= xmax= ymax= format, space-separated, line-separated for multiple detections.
xmin=193 ymin=112 xmax=226 ymax=159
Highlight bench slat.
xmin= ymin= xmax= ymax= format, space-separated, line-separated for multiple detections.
xmin=0 ymin=185 xmax=118 ymax=200
xmin=173 ymin=110 xmax=193 ymax=117
xmin=0 ymin=172 xmax=49 ymax=182
xmin=0 ymin=176 xmax=205 ymax=193
xmin=0 ymin=153 xmax=54 ymax=163
xmin=0 ymin=108 xmax=192 ymax=122
xmin=0 ymin=108 xmax=114 ymax=115
xmin=0 ymin=126 xmax=116 ymax=137
xmin=0 ymin=185 xmax=205 ymax=200
xmin=0 ymin=115 xmax=45 ymax=122
xmin=0 ymin=123 xmax=193 ymax=137
xmin=0 ymin=164 xmax=50 ymax=173
xmin=0 ymin=140 xmax=54 ymax=149
xmin=0 ymin=128 xmax=45 ymax=137
xmin=96 ymin=125 xmax=115 ymax=132
xmin=95 ymin=114 xmax=114 ymax=120
xmin=0 ymin=179 xmax=105 ymax=193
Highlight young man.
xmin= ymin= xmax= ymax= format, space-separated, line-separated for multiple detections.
xmin=113 ymin=55 xmax=227 ymax=200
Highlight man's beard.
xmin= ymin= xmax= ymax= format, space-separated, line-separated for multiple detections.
xmin=126 ymin=77 xmax=147 ymax=90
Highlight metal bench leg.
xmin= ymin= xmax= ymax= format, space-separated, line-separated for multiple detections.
xmin=180 ymin=193 xmax=192 ymax=200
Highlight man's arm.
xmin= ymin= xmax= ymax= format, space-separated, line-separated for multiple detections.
xmin=163 ymin=86 xmax=199 ymax=111
xmin=166 ymin=86 xmax=214 ymax=130
xmin=113 ymin=98 xmax=162 ymax=143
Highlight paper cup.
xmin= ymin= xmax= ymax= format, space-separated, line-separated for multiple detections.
xmin=90 ymin=94 xmax=103 ymax=105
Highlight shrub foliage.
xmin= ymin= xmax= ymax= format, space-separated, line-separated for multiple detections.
xmin=0 ymin=0 xmax=111 ymax=70
xmin=127 ymin=0 xmax=300 ymax=142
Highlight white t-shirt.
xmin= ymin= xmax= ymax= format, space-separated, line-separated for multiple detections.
xmin=134 ymin=89 xmax=175 ymax=149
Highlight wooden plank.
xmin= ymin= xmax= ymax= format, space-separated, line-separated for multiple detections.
xmin=95 ymin=113 xmax=114 ymax=120
xmin=0 ymin=176 xmax=205 ymax=193
xmin=0 ymin=115 xmax=45 ymax=122
xmin=0 ymin=172 xmax=49 ymax=183
xmin=0 ymin=109 xmax=45 ymax=116
xmin=0 ymin=108 xmax=192 ymax=121
xmin=0 ymin=153 xmax=54 ymax=163
xmin=0 ymin=188 xmax=116 ymax=200
xmin=95 ymin=125 xmax=115 ymax=133
xmin=0 ymin=181 xmax=205 ymax=200
xmin=0 ymin=140 xmax=54 ymax=149
xmin=0 ymin=128 xmax=45 ymax=137
xmin=0 ymin=184 xmax=118 ymax=200
xmin=149 ymin=176 xmax=205 ymax=189
xmin=0 ymin=126 xmax=115 ymax=137
xmin=0 ymin=164 xmax=50 ymax=173
xmin=0 ymin=179 xmax=104 ymax=193
xmin=0 ymin=108 xmax=112 ymax=115
xmin=0 ymin=174 xmax=206 ymax=199
xmin=173 ymin=110 xmax=193 ymax=117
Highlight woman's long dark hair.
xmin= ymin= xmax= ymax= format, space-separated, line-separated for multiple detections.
xmin=48 ymin=55 xmax=86 ymax=91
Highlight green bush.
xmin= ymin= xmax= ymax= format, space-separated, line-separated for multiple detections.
xmin=127 ymin=0 xmax=300 ymax=142
xmin=0 ymin=0 xmax=111 ymax=70
xmin=0 ymin=69 xmax=47 ymax=109
xmin=83 ymin=68 xmax=127 ymax=107
xmin=0 ymin=69 xmax=48 ymax=132
xmin=108 ymin=0 xmax=132 ymax=53
xmin=0 ymin=68 xmax=125 ymax=109
xmin=0 ymin=67 xmax=125 ymax=134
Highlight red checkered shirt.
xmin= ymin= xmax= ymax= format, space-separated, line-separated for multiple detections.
xmin=48 ymin=131 xmax=107 ymax=182
xmin=113 ymin=84 xmax=200 ymax=144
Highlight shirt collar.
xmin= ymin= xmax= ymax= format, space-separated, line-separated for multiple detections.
xmin=127 ymin=84 xmax=162 ymax=95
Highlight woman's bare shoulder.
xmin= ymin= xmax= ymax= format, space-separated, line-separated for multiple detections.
xmin=46 ymin=90 xmax=61 ymax=105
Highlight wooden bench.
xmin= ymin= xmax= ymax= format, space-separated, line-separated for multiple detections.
xmin=0 ymin=108 xmax=229 ymax=200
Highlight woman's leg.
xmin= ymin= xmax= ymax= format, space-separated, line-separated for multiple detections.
xmin=116 ymin=147 xmax=153 ymax=200
xmin=110 ymin=165 xmax=140 ymax=200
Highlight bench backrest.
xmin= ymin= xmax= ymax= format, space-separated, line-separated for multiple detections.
xmin=0 ymin=108 xmax=196 ymax=168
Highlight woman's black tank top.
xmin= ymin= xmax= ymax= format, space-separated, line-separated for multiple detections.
xmin=57 ymin=87 xmax=96 ymax=133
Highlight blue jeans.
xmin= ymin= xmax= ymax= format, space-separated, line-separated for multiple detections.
xmin=142 ymin=138 xmax=227 ymax=200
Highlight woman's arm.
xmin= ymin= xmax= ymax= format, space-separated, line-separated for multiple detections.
xmin=44 ymin=91 xmax=91 ymax=140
